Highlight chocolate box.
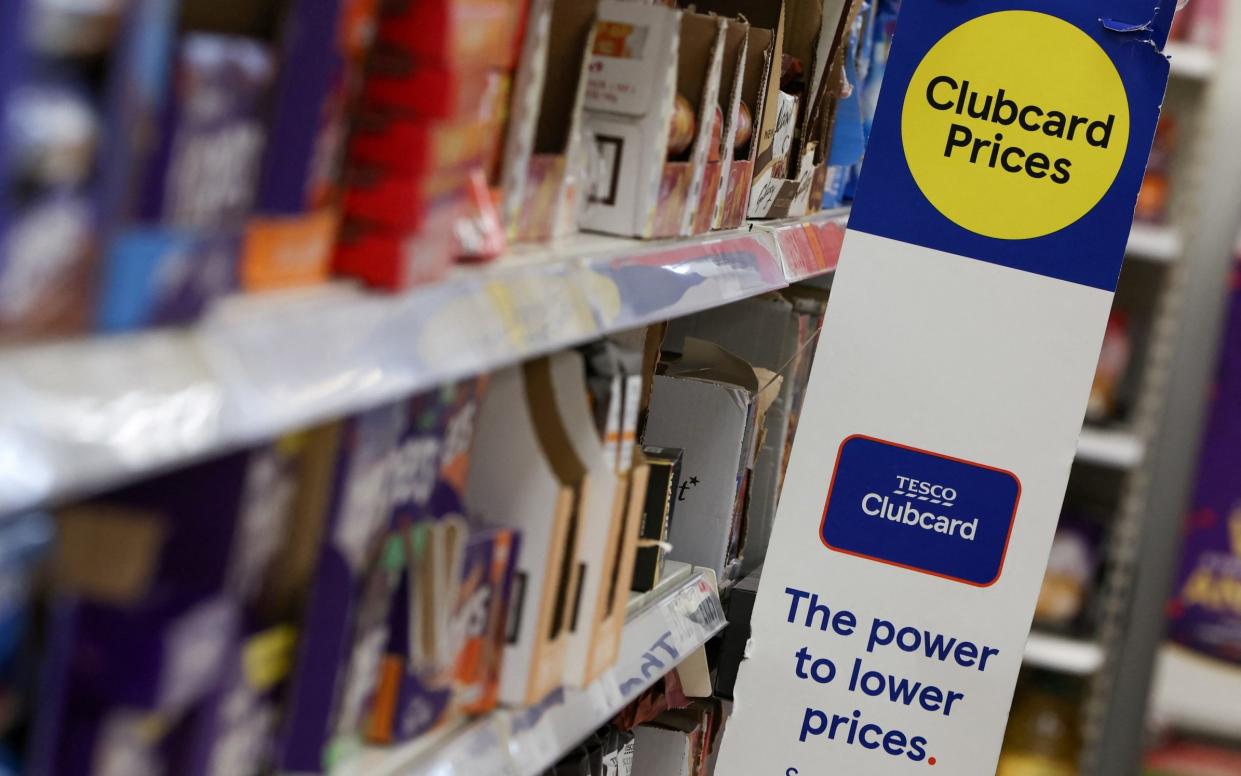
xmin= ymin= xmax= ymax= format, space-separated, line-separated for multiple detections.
xmin=579 ymin=2 xmax=727 ymax=238
xmin=276 ymin=403 xmax=407 ymax=774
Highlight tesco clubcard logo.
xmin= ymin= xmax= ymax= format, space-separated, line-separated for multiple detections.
xmin=821 ymin=435 xmax=1021 ymax=587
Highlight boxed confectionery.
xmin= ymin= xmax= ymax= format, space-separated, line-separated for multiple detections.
xmin=276 ymin=403 xmax=408 ymax=774
xmin=334 ymin=0 xmax=524 ymax=289
xmin=642 ymin=339 xmax=762 ymax=581
xmin=690 ymin=0 xmax=861 ymax=219
xmin=29 ymin=436 xmax=315 ymax=774
xmin=715 ymin=23 xmax=773 ymax=228
xmin=364 ymin=380 xmax=522 ymax=745
xmin=499 ymin=0 xmax=597 ymax=242
xmin=579 ymin=2 xmax=727 ymax=238
xmin=98 ymin=19 xmax=275 ymax=331
xmin=240 ymin=0 xmax=377 ymax=291
xmin=0 ymin=0 xmax=160 ymax=341
xmin=466 ymin=355 xmax=590 ymax=706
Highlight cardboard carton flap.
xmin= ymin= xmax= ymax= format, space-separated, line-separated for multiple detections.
xmin=536 ymin=0 xmax=599 ymax=154
xmin=664 ymin=337 xmax=759 ymax=394
xmin=524 ymin=356 xmax=590 ymax=484
xmin=678 ymin=13 xmax=727 ymax=124
xmin=739 ymin=26 xmax=774 ymax=161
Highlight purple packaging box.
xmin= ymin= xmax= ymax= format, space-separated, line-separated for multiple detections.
xmin=389 ymin=378 xmax=487 ymax=522
xmin=96 ymin=227 xmax=240 ymax=331
xmin=255 ymin=0 xmax=377 ymax=215
xmin=170 ymin=428 xmax=343 ymax=776
xmin=276 ymin=402 xmax=406 ymax=775
xmin=1167 ymin=256 xmax=1241 ymax=665
xmin=29 ymin=594 xmax=240 ymax=776
xmin=29 ymin=440 xmax=306 ymax=774
xmin=140 ymin=33 xmax=275 ymax=230
xmin=367 ymin=522 xmax=520 ymax=744
xmin=96 ymin=0 xmax=179 ymax=230
xmin=364 ymin=377 xmax=519 ymax=744
xmin=174 ymin=624 xmax=298 ymax=776
xmin=0 ymin=0 xmax=34 ymax=265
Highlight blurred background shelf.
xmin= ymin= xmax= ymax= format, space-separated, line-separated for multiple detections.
xmin=1024 ymin=632 xmax=1106 ymax=676
xmin=338 ymin=565 xmax=725 ymax=776
xmin=1127 ymin=222 xmax=1183 ymax=264
xmin=1075 ymin=426 xmax=1146 ymax=469
xmin=1149 ymin=646 xmax=1241 ymax=742
xmin=0 ymin=215 xmax=848 ymax=517
xmin=1167 ymin=41 xmax=1218 ymax=80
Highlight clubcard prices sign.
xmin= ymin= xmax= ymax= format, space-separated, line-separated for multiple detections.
xmin=716 ymin=2 xmax=1171 ymax=774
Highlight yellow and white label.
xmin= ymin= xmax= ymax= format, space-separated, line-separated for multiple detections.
xmin=901 ymin=11 xmax=1129 ymax=240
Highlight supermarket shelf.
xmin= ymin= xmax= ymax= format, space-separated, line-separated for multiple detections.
xmin=1166 ymin=41 xmax=1218 ymax=81
xmin=1149 ymin=645 xmax=1241 ymax=741
xmin=1126 ymin=222 xmax=1183 ymax=264
xmin=1023 ymin=632 xmax=1105 ymax=676
xmin=339 ymin=564 xmax=726 ymax=776
xmin=0 ymin=216 xmax=853 ymax=516
xmin=766 ymin=207 xmax=850 ymax=282
xmin=1075 ymin=426 xmax=1146 ymax=469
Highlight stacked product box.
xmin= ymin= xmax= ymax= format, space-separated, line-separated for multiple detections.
xmin=335 ymin=0 xmax=526 ymax=289
xmin=466 ymin=348 xmax=645 ymax=704
xmin=29 ymin=440 xmax=310 ymax=775
xmin=0 ymin=0 xmax=124 ymax=341
xmin=363 ymin=379 xmax=520 ymax=746
xmin=578 ymin=2 xmax=728 ymax=238
xmin=240 ymin=0 xmax=379 ymax=291
xmin=19 ymin=377 xmax=521 ymax=775
xmin=97 ymin=4 xmax=278 ymax=332
xmin=685 ymin=0 xmax=863 ymax=220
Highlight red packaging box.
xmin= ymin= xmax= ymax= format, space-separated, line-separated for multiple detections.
xmin=343 ymin=162 xmax=470 ymax=232
xmin=365 ymin=43 xmax=513 ymax=119
xmin=334 ymin=204 xmax=459 ymax=289
xmin=349 ymin=111 xmax=504 ymax=179
xmin=375 ymin=0 xmax=526 ymax=68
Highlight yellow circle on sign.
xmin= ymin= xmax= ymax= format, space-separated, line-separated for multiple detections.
xmin=901 ymin=11 xmax=1129 ymax=240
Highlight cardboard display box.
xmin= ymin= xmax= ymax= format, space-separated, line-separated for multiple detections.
xmin=702 ymin=19 xmax=750 ymax=231
xmin=642 ymin=339 xmax=760 ymax=581
xmin=716 ymin=23 xmax=774 ymax=227
xmin=466 ymin=355 xmax=589 ymax=706
xmin=579 ymin=2 xmax=726 ymax=238
xmin=688 ymin=0 xmax=860 ymax=219
xmin=499 ymin=0 xmax=598 ymax=242
xmin=666 ymin=294 xmax=799 ymax=570
xmin=551 ymin=352 xmax=645 ymax=687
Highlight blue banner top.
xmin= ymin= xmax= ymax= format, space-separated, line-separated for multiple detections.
xmin=848 ymin=0 xmax=1171 ymax=291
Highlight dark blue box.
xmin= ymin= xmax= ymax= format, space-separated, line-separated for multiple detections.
xmin=820 ymin=435 xmax=1020 ymax=587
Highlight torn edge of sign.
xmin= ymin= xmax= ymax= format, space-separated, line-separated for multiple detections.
xmin=1099 ymin=0 xmax=1174 ymax=55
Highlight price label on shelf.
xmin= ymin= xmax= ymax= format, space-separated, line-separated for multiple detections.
xmin=716 ymin=1 xmax=1171 ymax=775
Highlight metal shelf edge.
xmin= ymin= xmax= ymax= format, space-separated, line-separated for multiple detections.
xmin=1023 ymin=632 xmax=1106 ymax=676
xmin=0 ymin=213 xmax=845 ymax=515
xmin=341 ymin=568 xmax=726 ymax=776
